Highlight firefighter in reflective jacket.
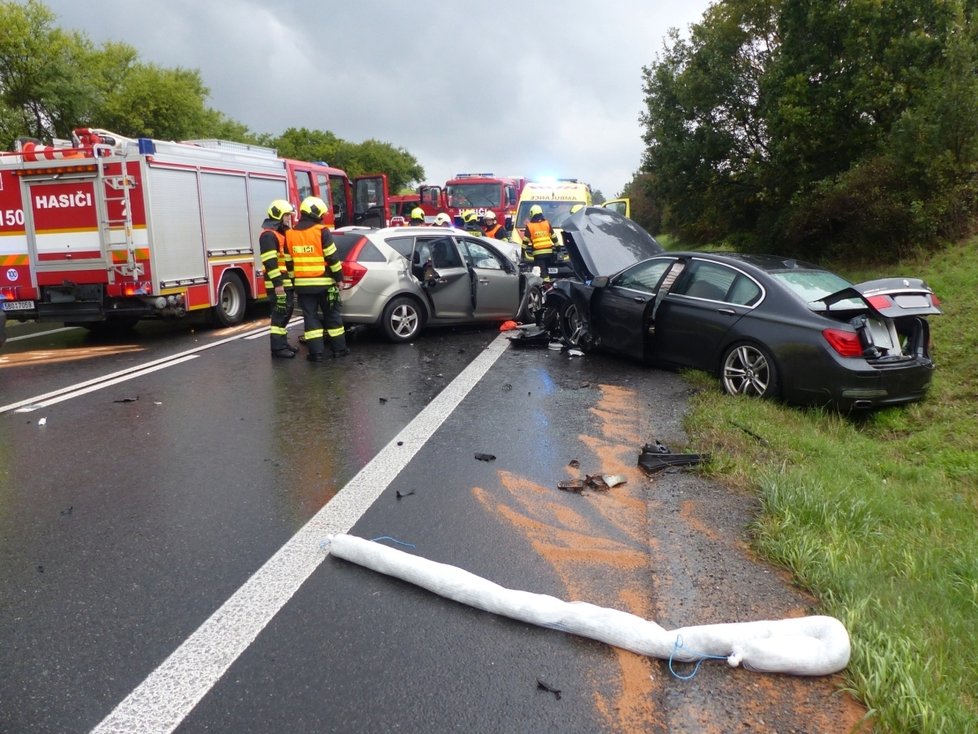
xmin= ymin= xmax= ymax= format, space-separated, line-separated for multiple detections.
xmin=259 ymin=199 xmax=298 ymax=358
xmin=523 ymin=204 xmax=557 ymax=280
xmin=285 ymin=196 xmax=349 ymax=361
xmin=481 ymin=211 xmax=506 ymax=240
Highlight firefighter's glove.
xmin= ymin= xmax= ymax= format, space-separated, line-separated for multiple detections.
xmin=274 ymin=294 xmax=288 ymax=314
xmin=327 ymin=285 xmax=340 ymax=306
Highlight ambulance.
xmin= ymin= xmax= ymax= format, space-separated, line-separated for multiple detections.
xmin=510 ymin=179 xmax=630 ymax=276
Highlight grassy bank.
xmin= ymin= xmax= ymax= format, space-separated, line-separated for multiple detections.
xmin=681 ymin=240 xmax=978 ymax=732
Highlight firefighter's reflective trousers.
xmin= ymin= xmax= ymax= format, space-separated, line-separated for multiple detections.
xmin=270 ymin=289 xmax=295 ymax=352
xmin=296 ymin=286 xmax=347 ymax=357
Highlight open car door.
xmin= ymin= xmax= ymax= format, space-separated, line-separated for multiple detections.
xmin=602 ymin=198 xmax=630 ymax=218
xmin=353 ymin=174 xmax=390 ymax=227
xmin=412 ymin=234 xmax=471 ymax=319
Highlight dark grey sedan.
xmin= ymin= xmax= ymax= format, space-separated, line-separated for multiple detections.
xmin=545 ymin=209 xmax=942 ymax=410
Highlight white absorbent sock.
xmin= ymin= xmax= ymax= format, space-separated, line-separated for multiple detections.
xmin=327 ymin=534 xmax=850 ymax=676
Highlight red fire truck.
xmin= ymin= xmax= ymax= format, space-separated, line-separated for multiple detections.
xmin=416 ymin=172 xmax=525 ymax=227
xmin=0 ymin=128 xmax=390 ymax=330
xmin=388 ymin=193 xmax=421 ymax=225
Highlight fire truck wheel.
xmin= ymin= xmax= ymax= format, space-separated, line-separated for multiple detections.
xmin=381 ymin=295 xmax=424 ymax=343
xmin=213 ymin=272 xmax=247 ymax=327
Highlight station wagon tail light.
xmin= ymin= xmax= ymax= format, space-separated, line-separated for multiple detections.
xmin=341 ymin=261 xmax=367 ymax=289
xmin=822 ymin=328 xmax=864 ymax=357
xmin=339 ymin=237 xmax=368 ymax=289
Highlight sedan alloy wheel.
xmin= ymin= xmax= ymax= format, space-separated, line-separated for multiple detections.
xmin=721 ymin=343 xmax=778 ymax=398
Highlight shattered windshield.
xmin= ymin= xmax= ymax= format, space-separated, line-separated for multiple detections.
xmin=446 ymin=183 xmax=500 ymax=208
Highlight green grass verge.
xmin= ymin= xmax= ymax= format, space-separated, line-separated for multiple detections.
xmin=681 ymin=239 xmax=978 ymax=732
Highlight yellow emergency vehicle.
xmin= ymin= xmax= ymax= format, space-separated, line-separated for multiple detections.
xmin=511 ymin=179 xmax=629 ymax=275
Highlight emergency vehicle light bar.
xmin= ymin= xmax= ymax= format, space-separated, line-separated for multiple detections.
xmin=12 ymin=164 xmax=99 ymax=177
xmin=454 ymin=172 xmax=494 ymax=178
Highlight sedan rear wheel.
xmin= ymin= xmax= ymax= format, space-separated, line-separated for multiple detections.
xmin=381 ymin=296 xmax=424 ymax=343
xmin=721 ymin=342 xmax=778 ymax=398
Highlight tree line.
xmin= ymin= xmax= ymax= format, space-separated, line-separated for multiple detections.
xmin=0 ymin=0 xmax=424 ymax=191
xmin=632 ymin=0 xmax=978 ymax=261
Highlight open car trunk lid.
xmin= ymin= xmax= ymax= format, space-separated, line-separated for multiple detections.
xmin=851 ymin=277 xmax=943 ymax=318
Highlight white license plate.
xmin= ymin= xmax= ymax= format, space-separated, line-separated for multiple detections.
xmin=894 ymin=294 xmax=929 ymax=308
xmin=1 ymin=300 xmax=34 ymax=311
xmin=547 ymin=267 xmax=559 ymax=274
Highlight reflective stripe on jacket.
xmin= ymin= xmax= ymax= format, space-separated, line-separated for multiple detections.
xmin=526 ymin=219 xmax=555 ymax=255
xmin=286 ymin=222 xmax=342 ymax=288
xmin=260 ymin=227 xmax=292 ymax=288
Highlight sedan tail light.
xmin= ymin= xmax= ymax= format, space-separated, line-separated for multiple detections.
xmin=822 ymin=328 xmax=864 ymax=357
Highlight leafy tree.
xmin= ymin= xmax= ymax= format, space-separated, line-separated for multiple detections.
xmin=99 ymin=64 xmax=221 ymax=140
xmin=0 ymin=1 xmax=426 ymax=196
xmin=641 ymin=0 xmax=779 ymax=245
xmin=270 ymin=128 xmax=424 ymax=191
xmin=641 ymin=0 xmax=978 ymax=260
xmin=0 ymin=0 xmax=94 ymax=141
xmin=262 ymin=127 xmax=343 ymax=165
xmin=620 ymin=172 xmax=663 ymax=235
xmin=0 ymin=0 xmax=250 ymax=146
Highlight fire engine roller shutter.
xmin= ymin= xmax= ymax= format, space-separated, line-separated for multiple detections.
xmin=247 ymin=178 xmax=289 ymax=245
xmin=200 ymin=172 xmax=251 ymax=254
xmin=145 ymin=167 xmax=206 ymax=284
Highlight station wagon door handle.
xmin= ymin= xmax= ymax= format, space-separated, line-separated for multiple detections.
xmin=717 ymin=307 xmax=737 ymax=315
xmin=632 ymin=296 xmax=648 ymax=303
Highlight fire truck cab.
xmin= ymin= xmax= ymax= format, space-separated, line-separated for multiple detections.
xmin=441 ymin=172 xmax=525 ymax=227
xmin=0 ymin=128 xmax=390 ymax=331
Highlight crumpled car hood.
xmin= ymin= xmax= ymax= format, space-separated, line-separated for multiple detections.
xmin=560 ymin=207 xmax=664 ymax=280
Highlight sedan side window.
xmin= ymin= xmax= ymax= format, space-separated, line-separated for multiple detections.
xmin=727 ymin=275 xmax=762 ymax=306
xmin=616 ymin=260 xmax=672 ymax=293
xmin=674 ymin=262 xmax=736 ymax=301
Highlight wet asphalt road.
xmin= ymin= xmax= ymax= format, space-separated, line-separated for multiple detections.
xmin=0 ymin=313 xmax=696 ymax=733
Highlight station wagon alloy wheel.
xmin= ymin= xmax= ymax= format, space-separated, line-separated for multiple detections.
xmin=382 ymin=296 xmax=423 ymax=342
xmin=721 ymin=343 xmax=777 ymax=398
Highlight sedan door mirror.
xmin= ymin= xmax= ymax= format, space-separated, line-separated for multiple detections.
xmin=591 ymin=275 xmax=610 ymax=288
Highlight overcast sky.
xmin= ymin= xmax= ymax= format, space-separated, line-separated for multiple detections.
xmin=43 ymin=0 xmax=714 ymax=197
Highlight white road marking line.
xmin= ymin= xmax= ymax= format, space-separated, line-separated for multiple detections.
xmin=15 ymin=355 xmax=199 ymax=411
xmin=90 ymin=333 xmax=511 ymax=734
xmin=5 ymin=326 xmax=80 ymax=342
xmin=0 ymin=326 xmax=268 ymax=415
